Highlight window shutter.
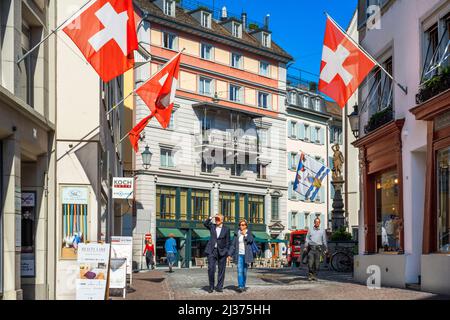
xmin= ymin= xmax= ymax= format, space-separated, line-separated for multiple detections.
xmin=288 ymin=212 xmax=292 ymax=229
xmin=319 ymin=128 xmax=324 ymax=145
xmin=298 ymin=122 xmax=305 ymax=140
xmin=320 ymin=213 xmax=325 ymax=229
xmin=288 ymin=182 xmax=293 ymax=199
xmin=320 ymin=187 xmax=325 ymax=204
xmin=288 ymin=121 xmax=292 ymax=137
xmin=299 ymin=212 xmax=305 ymax=229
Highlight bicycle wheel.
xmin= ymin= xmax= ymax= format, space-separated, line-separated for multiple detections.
xmin=331 ymin=252 xmax=353 ymax=272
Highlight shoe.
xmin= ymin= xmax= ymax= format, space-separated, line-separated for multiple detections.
xmin=208 ymin=288 xmax=214 ymax=293
xmin=215 ymin=288 xmax=223 ymax=293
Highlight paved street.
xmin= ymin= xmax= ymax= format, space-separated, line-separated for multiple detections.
xmin=113 ymin=266 xmax=449 ymax=300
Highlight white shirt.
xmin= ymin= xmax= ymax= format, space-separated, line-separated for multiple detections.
xmin=238 ymin=234 xmax=245 ymax=255
xmin=215 ymin=226 xmax=222 ymax=248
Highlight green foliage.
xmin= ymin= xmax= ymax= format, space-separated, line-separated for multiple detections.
xmin=248 ymin=23 xmax=259 ymax=31
xmin=331 ymin=227 xmax=353 ymax=241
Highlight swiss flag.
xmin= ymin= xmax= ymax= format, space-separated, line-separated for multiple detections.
xmin=136 ymin=52 xmax=181 ymax=129
xmin=63 ymin=0 xmax=138 ymax=82
xmin=319 ymin=16 xmax=376 ymax=108
xmin=128 ymin=114 xmax=153 ymax=153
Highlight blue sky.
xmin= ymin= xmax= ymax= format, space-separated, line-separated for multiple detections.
xmin=200 ymin=0 xmax=358 ymax=83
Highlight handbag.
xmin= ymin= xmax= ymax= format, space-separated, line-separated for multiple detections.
xmin=251 ymin=241 xmax=260 ymax=255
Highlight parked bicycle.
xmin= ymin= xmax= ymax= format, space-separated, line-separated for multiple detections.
xmin=330 ymin=246 xmax=354 ymax=273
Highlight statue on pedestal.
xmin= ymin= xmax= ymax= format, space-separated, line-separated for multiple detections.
xmin=332 ymin=144 xmax=344 ymax=181
xmin=331 ymin=144 xmax=346 ymax=232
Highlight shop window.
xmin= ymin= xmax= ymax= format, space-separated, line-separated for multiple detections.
xmin=375 ymin=170 xmax=401 ymax=253
xmin=61 ymin=186 xmax=89 ymax=259
xmin=271 ymin=196 xmax=279 ymax=221
xmin=219 ymin=192 xmax=236 ymax=222
xmin=156 ymin=186 xmax=176 ymax=220
xmin=180 ymin=189 xmax=187 ymax=220
xmin=248 ymin=194 xmax=264 ymax=224
xmin=437 ymin=148 xmax=450 ymax=253
xmin=191 ymin=189 xmax=210 ymax=221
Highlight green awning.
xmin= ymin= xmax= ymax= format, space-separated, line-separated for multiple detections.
xmin=192 ymin=229 xmax=210 ymax=239
xmin=268 ymin=239 xmax=288 ymax=243
xmin=157 ymin=228 xmax=185 ymax=238
xmin=253 ymin=231 xmax=271 ymax=242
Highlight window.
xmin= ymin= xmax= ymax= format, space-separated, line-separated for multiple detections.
xmin=288 ymin=91 xmax=297 ymax=105
xmin=180 ymin=189 xmax=187 ymax=220
xmin=248 ymin=195 xmax=264 ymax=224
xmin=258 ymin=92 xmax=270 ymax=109
xmin=257 ymin=162 xmax=268 ymax=180
xmin=436 ymin=148 xmax=450 ymax=253
xmin=262 ymin=32 xmax=271 ymax=47
xmin=163 ymin=0 xmax=175 ymax=16
xmin=258 ymin=128 xmax=268 ymax=148
xmin=191 ymin=189 xmax=210 ymax=221
xmin=201 ymin=11 xmax=211 ymax=28
xmin=314 ymin=127 xmax=321 ymax=144
xmin=230 ymin=152 xmax=243 ymax=176
xmin=288 ymin=121 xmax=297 ymax=139
xmin=201 ymin=148 xmax=214 ymax=173
xmin=219 ymin=192 xmax=236 ymax=222
xmin=199 ymin=77 xmax=213 ymax=96
xmin=229 ymin=84 xmax=242 ymax=102
xmin=201 ymin=43 xmax=213 ymax=60
xmin=260 ymin=61 xmax=270 ymax=77
xmin=375 ymin=170 xmax=401 ymax=253
xmin=288 ymin=181 xmax=298 ymax=200
xmin=232 ymin=22 xmax=241 ymax=38
xmin=21 ymin=22 xmax=34 ymax=107
xmin=231 ymin=53 xmax=242 ymax=69
xmin=163 ymin=32 xmax=177 ymax=50
xmin=304 ymin=124 xmax=310 ymax=141
xmin=289 ymin=152 xmax=298 ymax=171
xmin=314 ymin=99 xmax=321 ymax=112
xmin=302 ymin=95 xmax=309 ymax=109
xmin=271 ymin=196 xmax=280 ymax=220
xmin=160 ymin=148 xmax=175 ymax=168
xmin=156 ymin=186 xmax=176 ymax=220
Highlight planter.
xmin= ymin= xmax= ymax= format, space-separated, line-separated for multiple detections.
xmin=416 ymin=71 xmax=450 ymax=104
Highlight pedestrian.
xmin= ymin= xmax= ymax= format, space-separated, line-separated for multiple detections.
xmin=143 ymin=237 xmax=156 ymax=270
xmin=165 ymin=233 xmax=177 ymax=273
xmin=228 ymin=219 xmax=254 ymax=293
xmin=304 ymin=217 xmax=328 ymax=281
xmin=204 ymin=214 xmax=230 ymax=293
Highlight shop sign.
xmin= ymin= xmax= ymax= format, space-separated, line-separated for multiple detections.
xmin=112 ymin=178 xmax=134 ymax=199
xmin=111 ymin=236 xmax=133 ymax=275
xmin=62 ymin=187 xmax=89 ymax=205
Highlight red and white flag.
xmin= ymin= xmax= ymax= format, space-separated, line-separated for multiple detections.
xmin=136 ymin=52 xmax=181 ymax=129
xmin=128 ymin=114 xmax=153 ymax=153
xmin=63 ymin=0 xmax=138 ymax=82
xmin=319 ymin=16 xmax=376 ymax=108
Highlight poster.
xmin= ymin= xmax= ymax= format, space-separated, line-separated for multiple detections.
xmin=112 ymin=177 xmax=134 ymax=199
xmin=109 ymin=258 xmax=127 ymax=289
xmin=21 ymin=253 xmax=35 ymax=277
xmin=111 ymin=236 xmax=133 ymax=275
xmin=76 ymin=243 xmax=110 ymax=300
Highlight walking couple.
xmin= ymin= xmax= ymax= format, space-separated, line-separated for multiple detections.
xmin=204 ymin=214 xmax=256 ymax=293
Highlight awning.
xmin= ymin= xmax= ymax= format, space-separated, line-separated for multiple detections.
xmin=192 ymin=229 xmax=210 ymax=240
xmin=268 ymin=239 xmax=288 ymax=243
xmin=157 ymin=228 xmax=185 ymax=238
xmin=252 ymin=231 xmax=272 ymax=242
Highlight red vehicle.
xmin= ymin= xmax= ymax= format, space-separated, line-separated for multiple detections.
xmin=287 ymin=230 xmax=308 ymax=267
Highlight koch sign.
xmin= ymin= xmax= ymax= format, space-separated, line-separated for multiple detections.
xmin=112 ymin=177 xmax=134 ymax=199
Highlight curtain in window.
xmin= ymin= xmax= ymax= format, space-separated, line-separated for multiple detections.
xmin=63 ymin=204 xmax=88 ymax=242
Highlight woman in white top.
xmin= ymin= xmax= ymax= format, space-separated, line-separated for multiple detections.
xmin=228 ymin=219 xmax=255 ymax=293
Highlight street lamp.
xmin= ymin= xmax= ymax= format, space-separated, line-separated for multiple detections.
xmin=348 ymin=104 xmax=360 ymax=139
xmin=141 ymin=145 xmax=152 ymax=169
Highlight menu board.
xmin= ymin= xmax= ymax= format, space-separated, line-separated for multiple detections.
xmin=76 ymin=243 xmax=110 ymax=300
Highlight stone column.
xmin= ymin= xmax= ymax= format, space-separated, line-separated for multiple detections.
xmin=2 ymin=136 xmax=22 ymax=300
xmin=331 ymin=179 xmax=346 ymax=232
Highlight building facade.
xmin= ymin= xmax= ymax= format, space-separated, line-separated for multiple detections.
xmin=285 ymin=81 xmax=332 ymax=235
xmin=353 ymin=0 xmax=450 ymax=295
xmin=0 ymin=0 xmax=57 ymax=300
xmin=130 ymin=0 xmax=292 ymax=269
xmin=54 ymin=0 xmax=126 ymax=299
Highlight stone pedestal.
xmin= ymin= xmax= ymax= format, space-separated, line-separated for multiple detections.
xmin=331 ymin=179 xmax=346 ymax=232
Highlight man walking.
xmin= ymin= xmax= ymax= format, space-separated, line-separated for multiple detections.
xmin=304 ymin=217 xmax=328 ymax=281
xmin=165 ymin=233 xmax=177 ymax=273
xmin=204 ymin=214 xmax=230 ymax=293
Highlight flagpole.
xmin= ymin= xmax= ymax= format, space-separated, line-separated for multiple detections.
xmin=324 ymin=12 xmax=408 ymax=95
xmin=17 ymin=0 xmax=95 ymax=64
xmin=106 ymin=48 xmax=185 ymax=117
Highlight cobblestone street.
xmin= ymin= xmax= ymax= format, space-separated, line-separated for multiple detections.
xmin=114 ymin=267 xmax=449 ymax=300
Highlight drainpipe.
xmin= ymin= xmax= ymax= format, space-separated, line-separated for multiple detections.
xmin=344 ymin=105 xmax=349 ymax=231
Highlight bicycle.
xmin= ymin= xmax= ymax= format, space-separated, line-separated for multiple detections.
xmin=330 ymin=246 xmax=354 ymax=273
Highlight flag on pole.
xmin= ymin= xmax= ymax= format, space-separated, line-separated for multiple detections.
xmin=319 ymin=16 xmax=376 ymax=108
xmin=128 ymin=114 xmax=153 ymax=153
xmin=136 ymin=52 xmax=181 ymax=129
xmin=63 ymin=0 xmax=138 ymax=82
xmin=293 ymin=153 xmax=330 ymax=202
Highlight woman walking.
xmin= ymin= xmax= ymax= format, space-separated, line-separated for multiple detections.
xmin=143 ymin=237 xmax=156 ymax=270
xmin=229 ymin=219 xmax=254 ymax=293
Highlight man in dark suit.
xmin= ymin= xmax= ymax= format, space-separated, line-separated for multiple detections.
xmin=204 ymin=214 xmax=230 ymax=293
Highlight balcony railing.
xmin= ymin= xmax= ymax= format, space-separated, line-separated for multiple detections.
xmin=195 ymin=131 xmax=259 ymax=153
xmin=416 ymin=67 xmax=450 ymax=104
xmin=364 ymin=106 xmax=394 ymax=134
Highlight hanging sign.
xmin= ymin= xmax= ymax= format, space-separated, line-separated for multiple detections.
xmin=112 ymin=178 xmax=134 ymax=199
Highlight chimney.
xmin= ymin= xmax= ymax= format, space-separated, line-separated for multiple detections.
xmin=264 ymin=14 xmax=270 ymax=30
xmin=221 ymin=6 xmax=227 ymax=21
xmin=241 ymin=12 xmax=247 ymax=30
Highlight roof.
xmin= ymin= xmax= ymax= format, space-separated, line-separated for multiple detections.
xmin=133 ymin=0 xmax=293 ymax=63
xmin=325 ymin=100 xmax=343 ymax=119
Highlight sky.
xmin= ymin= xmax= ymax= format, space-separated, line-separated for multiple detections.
xmin=199 ymin=0 xmax=358 ymax=83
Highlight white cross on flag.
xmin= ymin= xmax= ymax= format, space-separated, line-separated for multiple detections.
xmin=319 ymin=16 xmax=375 ymax=108
xmin=63 ymin=0 xmax=138 ymax=82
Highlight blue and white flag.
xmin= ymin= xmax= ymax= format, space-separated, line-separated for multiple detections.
xmin=293 ymin=152 xmax=330 ymax=201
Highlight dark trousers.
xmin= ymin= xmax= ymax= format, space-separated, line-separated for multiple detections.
xmin=145 ymin=252 xmax=154 ymax=269
xmin=307 ymin=246 xmax=321 ymax=277
xmin=207 ymin=248 xmax=227 ymax=290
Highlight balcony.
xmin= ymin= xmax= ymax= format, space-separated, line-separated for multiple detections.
xmin=416 ymin=67 xmax=450 ymax=105
xmin=195 ymin=130 xmax=259 ymax=153
xmin=364 ymin=106 xmax=394 ymax=134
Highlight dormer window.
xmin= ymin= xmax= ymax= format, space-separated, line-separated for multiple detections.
xmin=262 ymin=32 xmax=271 ymax=48
xmin=232 ymin=21 xmax=242 ymax=38
xmin=201 ymin=11 xmax=211 ymax=28
xmin=163 ymin=0 xmax=175 ymax=17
